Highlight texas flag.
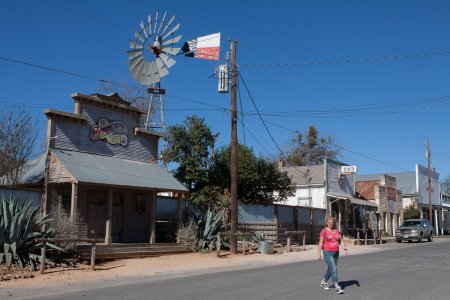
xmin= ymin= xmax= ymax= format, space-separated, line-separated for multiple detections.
xmin=182 ymin=33 xmax=221 ymax=60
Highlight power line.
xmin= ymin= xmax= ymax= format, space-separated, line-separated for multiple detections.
xmin=0 ymin=56 xmax=110 ymax=83
xmin=238 ymin=72 xmax=306 ymax=175
xmin=241 ymin=95 xmax=450 ymax=118
xmin=240 ymin=51 xmax=450 ymax=68
xmin=256 ymin=116 xmax=412 ymax=172
xmin=237 ymin=77 xmax=247 ymax=145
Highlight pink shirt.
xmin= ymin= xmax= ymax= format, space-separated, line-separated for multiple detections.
xmin=320 ymin=228 xmax=341 ymax=252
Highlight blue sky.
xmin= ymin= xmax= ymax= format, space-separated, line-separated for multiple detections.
xmin=1 ymin=0 xmax=450 ymax=180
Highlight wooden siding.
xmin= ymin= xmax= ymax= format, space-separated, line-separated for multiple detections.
xmin=326 ymin=160 xmax=355 ymax=196
xmin=48 ymin=154 xmax=73 ymax=183
xmin=51 ymin=102 xmax=157 ymax=163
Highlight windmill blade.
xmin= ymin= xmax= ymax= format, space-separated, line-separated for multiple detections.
xmin=160 ymin=15 xmax=175 ymax=36
xmin=130 ymin=59 xmax=146 ymax=78
xmin=159 ymin=53 xmax=177 ymax=68
xmin=140 ymin=20 xmax=148 ymax=39
xmin=147 ymin=15 xmax=153 ymax=38
xmin=135 ymin=61 xmax=160 ymax=85
xmin=162 ymin=47 xmax=181 ymax=56
xmin=129 ymin=40 xmax=144 ymax=49
xmin=127 ymin=49 xmax=143 ymax=60
xmin=157 ymin=11 xmax=167 ymax=35
xmin=135 ymin=68 xmax=159 ymax=85
xmin=154 ymin=11 xmax=159 ymax=34
xmin=155 ymin=57 xmax=169 ymax=78
xmin=128 ymin=55 xmax=144 ymax=70
xmin=163 ymin=35 xmax=182 ymax=45
xmin=148 ymin=61 xmax=159 ymax=78
xmin=139 ymin=61 xmax=152 ymax=77
xmin=134 ymin=31 xmax=145 ymax=43
xmin=162 ymin=23 xmax=180 ymax=40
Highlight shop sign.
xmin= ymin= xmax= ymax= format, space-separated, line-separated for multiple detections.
xmin=341 ymin=165 xmax=357 ymax=174
xmin=90 ymin=118 xmax=128 ymax=146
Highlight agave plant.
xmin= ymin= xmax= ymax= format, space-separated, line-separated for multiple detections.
xmin=0 ymin=194 xmax=57 ymax=269
xmin=196 ymin=207 xmax=223 ymax=250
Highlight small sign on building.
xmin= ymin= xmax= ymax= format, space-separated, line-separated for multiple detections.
xmin=341 ymin=165 xmax=357 ymax=174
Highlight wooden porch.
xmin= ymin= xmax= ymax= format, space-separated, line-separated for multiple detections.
xmin=77 ymin=243 xmax=191 ymax=260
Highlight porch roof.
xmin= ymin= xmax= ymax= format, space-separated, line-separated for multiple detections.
xmin=52 ymin=149 xmax=188 ymax=192
xmin=327 ymin=193 xmax=378 ymax=207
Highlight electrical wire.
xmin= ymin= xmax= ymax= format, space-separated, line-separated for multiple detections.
xmin=240 ymin=51 xmax=450 ymax=68
xmin=245 ymin=113 xmax=412 ymax=173
xmin=0 ymin=56 xmax=110 ymax=83
xmin=237 ymin=77 xmax=247 ymax=145
xmin=238 ymin=72 xmax=307 ymax=175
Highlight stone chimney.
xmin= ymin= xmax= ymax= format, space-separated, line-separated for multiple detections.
xmin=278 ymin=158 xmax=286 ymax=168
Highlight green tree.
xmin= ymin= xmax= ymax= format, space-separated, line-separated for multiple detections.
xmin=198 ymin=143 xmax=294 ymax=207
xmin=287 ymin=125 xmax=340 ymax=166
xmin=161 ymin=115 xmax=218 ymax=193
xmin=403 ymin=204 xmax=420 ymax=220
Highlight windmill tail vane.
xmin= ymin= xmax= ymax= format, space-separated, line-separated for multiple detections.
xmin=182 ymin=32 xmax=221 ymax=61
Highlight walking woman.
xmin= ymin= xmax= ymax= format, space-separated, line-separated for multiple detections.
xmin=318 ymin=216 xmax=348 ymax=294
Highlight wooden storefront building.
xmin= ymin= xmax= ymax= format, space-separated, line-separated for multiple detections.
xmin=43 ymin=92 xmax=188 ymax=244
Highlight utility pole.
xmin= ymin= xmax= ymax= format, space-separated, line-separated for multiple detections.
xmin=427 ymin=139 xmax=433 ymax=224
xmin=230 ymin=40 xmax=238 ymax=254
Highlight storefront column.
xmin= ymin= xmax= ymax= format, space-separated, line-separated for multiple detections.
xmin=70 ymin=182 xmax=78 ymax=220
xmin=434 ymin=208 xmax=439 ymax=235
xmin=149 ymin=192 xmax=156 ymax=244
xmin=105 ymin=188 xmax=113 ymax=245
xmin=176 ymin=194 xmax=182 ymax=233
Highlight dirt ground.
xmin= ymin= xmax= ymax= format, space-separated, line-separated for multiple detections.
xmin=0 ymin=243 xmax=384 ymax=293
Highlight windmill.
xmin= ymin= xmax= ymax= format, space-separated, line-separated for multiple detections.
xmin=127 ymin=11 xmax=182 ymax=130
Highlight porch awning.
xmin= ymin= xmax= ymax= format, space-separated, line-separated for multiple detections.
xmin=327 ymin=193 xmax=378 ymax=207
xmin=349 ymin=197 xmax=378 ymax=207
xmin=51 ymin=149 xmax=188 ymax=192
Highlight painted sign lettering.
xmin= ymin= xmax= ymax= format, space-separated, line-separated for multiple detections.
xmin=90 ymin=118 xmax=128 ymax=146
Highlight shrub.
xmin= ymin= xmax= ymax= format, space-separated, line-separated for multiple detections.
xmin=176 ymin=218 xmax=199 ymax=251
xmin=48 ymin=207 xmax=81 ymax=254
xmin=0 ymin=194 xmax=57 ymax=269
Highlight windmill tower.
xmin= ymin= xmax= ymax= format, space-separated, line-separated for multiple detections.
xmin=127 ymin=11 xmax=182 ymax=130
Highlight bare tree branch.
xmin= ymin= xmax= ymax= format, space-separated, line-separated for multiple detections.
xmin=0 ymin=107 xmax=41 ymax=186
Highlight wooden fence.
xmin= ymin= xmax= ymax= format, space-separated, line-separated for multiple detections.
xmin=238 ymin=204 xmax=326 ymax=245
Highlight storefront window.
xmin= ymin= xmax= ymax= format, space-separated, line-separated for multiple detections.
xmin=61 ymin=191 xmax=71 ymax=210
xmin=133 ymin=193 xmax=146 ymax=216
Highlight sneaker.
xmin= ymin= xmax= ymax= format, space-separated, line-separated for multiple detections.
xmin=320 ymin=281 xmax=330 ymax=290
xmin=335 ymin=285 xmax=344 ymax=294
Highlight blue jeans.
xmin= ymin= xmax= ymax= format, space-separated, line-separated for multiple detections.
xmin=322 ymin=250 xmax=339 ymax=284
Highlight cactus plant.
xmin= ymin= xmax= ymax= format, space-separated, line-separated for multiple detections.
xmin=196 ymin=207 xmax=223 ymax=250
xmin=0 ymin=194 xmax=57 ymax=269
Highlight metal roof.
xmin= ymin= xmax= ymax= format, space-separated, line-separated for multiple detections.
xmin=280 ymin=164 xmax=325 ymax=185
xmin=0 ymin=155 xmax=45 ymax=186
xmin=52 ymin=149 xmax=188 ymax=192
xmin=357 ymin=172 xmax=417 ymax=195
xmin=327 ymin=192 xmax=378 ymax=207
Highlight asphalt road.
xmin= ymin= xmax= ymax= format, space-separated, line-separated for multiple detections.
xmin=13 ymin=239 xmax=450 ymax=300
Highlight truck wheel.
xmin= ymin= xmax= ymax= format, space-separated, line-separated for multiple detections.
xmin=428 ymin=234 xmax=433 ymax=242
xmin=418 ymin=233 xmax=423 ymax=243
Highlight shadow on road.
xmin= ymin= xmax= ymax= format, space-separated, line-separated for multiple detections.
xmin=340 ymin=280 xmax=360 ymax=288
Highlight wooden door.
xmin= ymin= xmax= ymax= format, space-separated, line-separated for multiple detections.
xmin=87 ymin=191 xmax=107 ymax=239
xmin=112 ymin=194 xmax=124 ymax=243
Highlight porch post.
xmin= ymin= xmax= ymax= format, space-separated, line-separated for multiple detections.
xmin=70 ymin=182 xmax=78 ymax=220
xmin=105 ymin=187 xmax=113 ymax=245
xmin=149 ymin=192 xmax=156 ymax=244
xmin=177 ymin=193 xmax=182 ymax=232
